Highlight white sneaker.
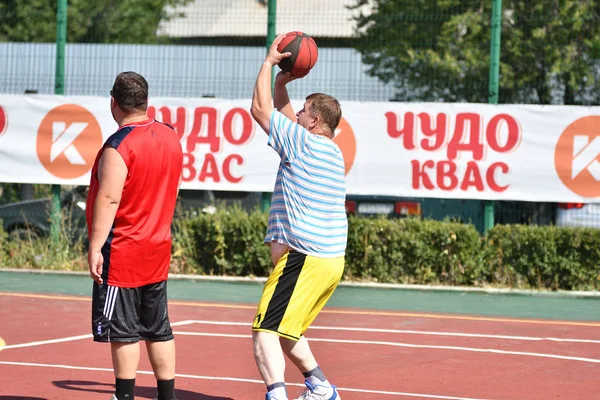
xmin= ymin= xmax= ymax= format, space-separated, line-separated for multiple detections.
xmin=295 ymin=380 xmax=340 ymax=400
xmin=109 ymin=397 xmax=118 ymax=400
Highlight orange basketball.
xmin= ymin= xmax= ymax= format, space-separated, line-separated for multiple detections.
xmin=277 ymin=31 xmax=318 ymax=77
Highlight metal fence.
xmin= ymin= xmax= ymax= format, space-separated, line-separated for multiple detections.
xmin=1 ymin=0 xmax=599 ymax=232
xmin=3 ymin=0 xmax=598 ymax=102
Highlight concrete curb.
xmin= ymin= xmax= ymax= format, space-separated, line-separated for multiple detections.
xmin=2 ymin=268 xmax=599 ymax=298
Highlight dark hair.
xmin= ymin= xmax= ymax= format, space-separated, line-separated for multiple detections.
xmin=306 ymin=93 xmax=342 ymax=136
xmin=110 ymin=71 xmax=148 ymax=113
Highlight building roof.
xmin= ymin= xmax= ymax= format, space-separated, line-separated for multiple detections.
xmin=159 ymin=0 xmax=372 ymax=38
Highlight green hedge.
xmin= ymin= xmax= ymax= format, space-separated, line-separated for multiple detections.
xmin=485 ymin=225 xmax=600 ymax=291
xmin=177 ymin=207 xmax=271 ymax=277
xmin=172 ymin=208 xmax=600 ymax=290
xmin=0 ymin=220 xmax=7 ymax=267
xmin=2 ymin=208 xmax=599 ymax=291
xmin=345 ymin=217 xmax=484 ymax=285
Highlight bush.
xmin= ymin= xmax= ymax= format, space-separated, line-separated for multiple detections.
xmin=345 ymin=216 xmax=484 ymax=285
xmin=0 ymin=215 xmax=87 ymax=271
xmin=2 ymin=206 xmax=599 ymax=291
xmin=484 ymin=225 xmax=600 ymax=290
xmin=170 ymin=208 xmax=201 ymax=275
xmin=186 ymin=206 xmax=271 ymax=277
xmin=0 ymin=220 xmax=7 ymax=266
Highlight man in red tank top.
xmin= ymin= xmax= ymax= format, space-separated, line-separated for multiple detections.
xmin=86 ymin=71 xmax=183 ymax=400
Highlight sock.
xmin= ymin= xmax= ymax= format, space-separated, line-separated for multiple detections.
xmin=157 ymin=379 xmax=176 ymax=400
xmin=267 ymin=381 xmax=288 ymax=399
xmin=303 ymin=366 xmax=332 ymax=388
xmin=115 ymin=378 xmax=135 ymax=399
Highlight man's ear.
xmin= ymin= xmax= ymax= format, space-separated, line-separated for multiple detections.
xmin=310 ymin=115 xmax=320 ymax=131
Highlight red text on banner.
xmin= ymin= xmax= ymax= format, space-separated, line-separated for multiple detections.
xmin=411 ymin=160 xmax=509 ymax=192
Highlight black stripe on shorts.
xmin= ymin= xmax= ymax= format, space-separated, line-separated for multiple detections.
xmin=260 ymin=251 xmax=306 ymax=332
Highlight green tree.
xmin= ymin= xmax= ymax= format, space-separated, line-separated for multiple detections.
xmin=0 ymin=0 xmax=192 ymax=202
xmin=0 ymin=0 xmax=191 ymax=44
xmin=349 ymin=0 xmax=600 ymax=105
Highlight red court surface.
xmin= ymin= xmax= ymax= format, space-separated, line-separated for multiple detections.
xmin=1 ymin=292 xmax=599 ymax=400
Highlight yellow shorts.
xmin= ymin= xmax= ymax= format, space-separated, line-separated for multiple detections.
xmin=251 ymin=250 xmax=344 ymax=341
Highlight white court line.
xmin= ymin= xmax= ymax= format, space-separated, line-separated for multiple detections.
xmin=173 ymin=331 xmax=600 ymax=365
xmin=4 ymin=334 xmax=93 ymax=350
xmin=2 ymin=320 xmax=196 ymax=350
xmin=0 ymin=360 xmax=495 ymax=400
xmin=181 ymin=320 xmax=600 ymax=344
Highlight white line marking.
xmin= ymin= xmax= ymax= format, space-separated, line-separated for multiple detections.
xmin=173 ymin=331 xmax=600 ymax=365
xmin=4 ymin=334 xmax=92 ymax=350
xmin=0 ymin=361 xmax=495 ymax=400
xmin=2 ymin=320 xmax=195 ymax=350
xmin=181 ymin=320 xmax=600 ymax=344
xmin=170 ymin=320 xmax=197 ymax=326
xmin=176 ymin=332 xmax=249 ymax=338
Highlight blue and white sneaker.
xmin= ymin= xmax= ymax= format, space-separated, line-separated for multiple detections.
xmin=295 ymin=380 xmax=340 ymax=399
xmin=266 ymin=393 xmax=288 ymax=400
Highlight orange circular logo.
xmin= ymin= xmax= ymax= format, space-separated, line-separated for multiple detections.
xmin=333 ymin=117 xmax=356 ymax=175
xmin=555 ymin=116 xmax=600 ymax=197
xmin=37 ymin=104 xmax=103 ymax=179
xmin=0 ymin=106 xmax=7 ymax=138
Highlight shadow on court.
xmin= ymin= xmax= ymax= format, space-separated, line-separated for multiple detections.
xmin=53 ymin=380 xmax=234 ymax=400
xmin=0 ymin=397 xmax=48 ymax=400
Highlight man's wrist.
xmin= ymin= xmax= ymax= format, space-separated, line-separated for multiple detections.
xmin=89 ymin=244 xmax=102 ymax=253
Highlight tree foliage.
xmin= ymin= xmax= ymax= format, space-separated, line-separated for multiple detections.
xmin=0 ymin=0 xmax=191 ymax=44
xmin=350 ymin=0 xmax=600 ymax=104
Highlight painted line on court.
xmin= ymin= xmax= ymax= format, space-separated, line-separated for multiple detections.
xmin=0 ymin=292 xmax=90 ymax=302
xmin=320 ymin=309 xmax=600 ymax=327
xmin=0 ymin=360 xmax=495 ymax=400
xmin=4 ymin=334 xmax=92 ymax=350
xmin=178 ymin=320 xmax=600 ymax=344
xmin=1 ymin=320 xmax=196 ymax=350
xmin=2 ymin=291 xmax=599 ymax=327
xmin=173 ymin=331 xmax=600 ymax=365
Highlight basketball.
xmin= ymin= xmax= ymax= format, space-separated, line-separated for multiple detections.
xmin=277 ymin=31 xmax=318 ymax=77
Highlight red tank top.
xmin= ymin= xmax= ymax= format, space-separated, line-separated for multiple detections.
xmin=86 ymin=118 xmax=183 ymax=287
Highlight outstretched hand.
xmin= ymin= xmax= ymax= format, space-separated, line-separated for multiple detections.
xmin=266 ymin=33 xmax=292 ymax=66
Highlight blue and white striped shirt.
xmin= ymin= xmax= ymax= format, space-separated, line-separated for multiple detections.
xmin=265 ymin=110 xmax=348 ymax=258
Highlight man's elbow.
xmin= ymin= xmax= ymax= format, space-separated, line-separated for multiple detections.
xmin=100 ymin=192 xmax=121 ymax=206
xmin=250 ymin=107 xmax=270 ymax=134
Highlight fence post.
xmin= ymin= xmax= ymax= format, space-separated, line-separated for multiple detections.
xmin=260 ymin=0 xmax=277 ymax=213
xmin=51 ymin=0 xmax=68 ymax=242
xmin=485 ymin=0 xmax=503 ymax=233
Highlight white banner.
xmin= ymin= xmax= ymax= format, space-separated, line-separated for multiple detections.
xmin=0 ymin=94 xmax=599 ymax=202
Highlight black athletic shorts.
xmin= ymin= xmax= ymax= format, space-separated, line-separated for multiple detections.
xmin=92 ymin=280 xmax=173 ymax=343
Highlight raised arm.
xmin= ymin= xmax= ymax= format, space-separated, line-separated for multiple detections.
xmin=250 ymin=34 xmax=291 ymax=134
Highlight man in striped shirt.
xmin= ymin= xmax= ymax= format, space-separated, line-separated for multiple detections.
xmin=250 ymin=34 xmax=347 ymax=400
